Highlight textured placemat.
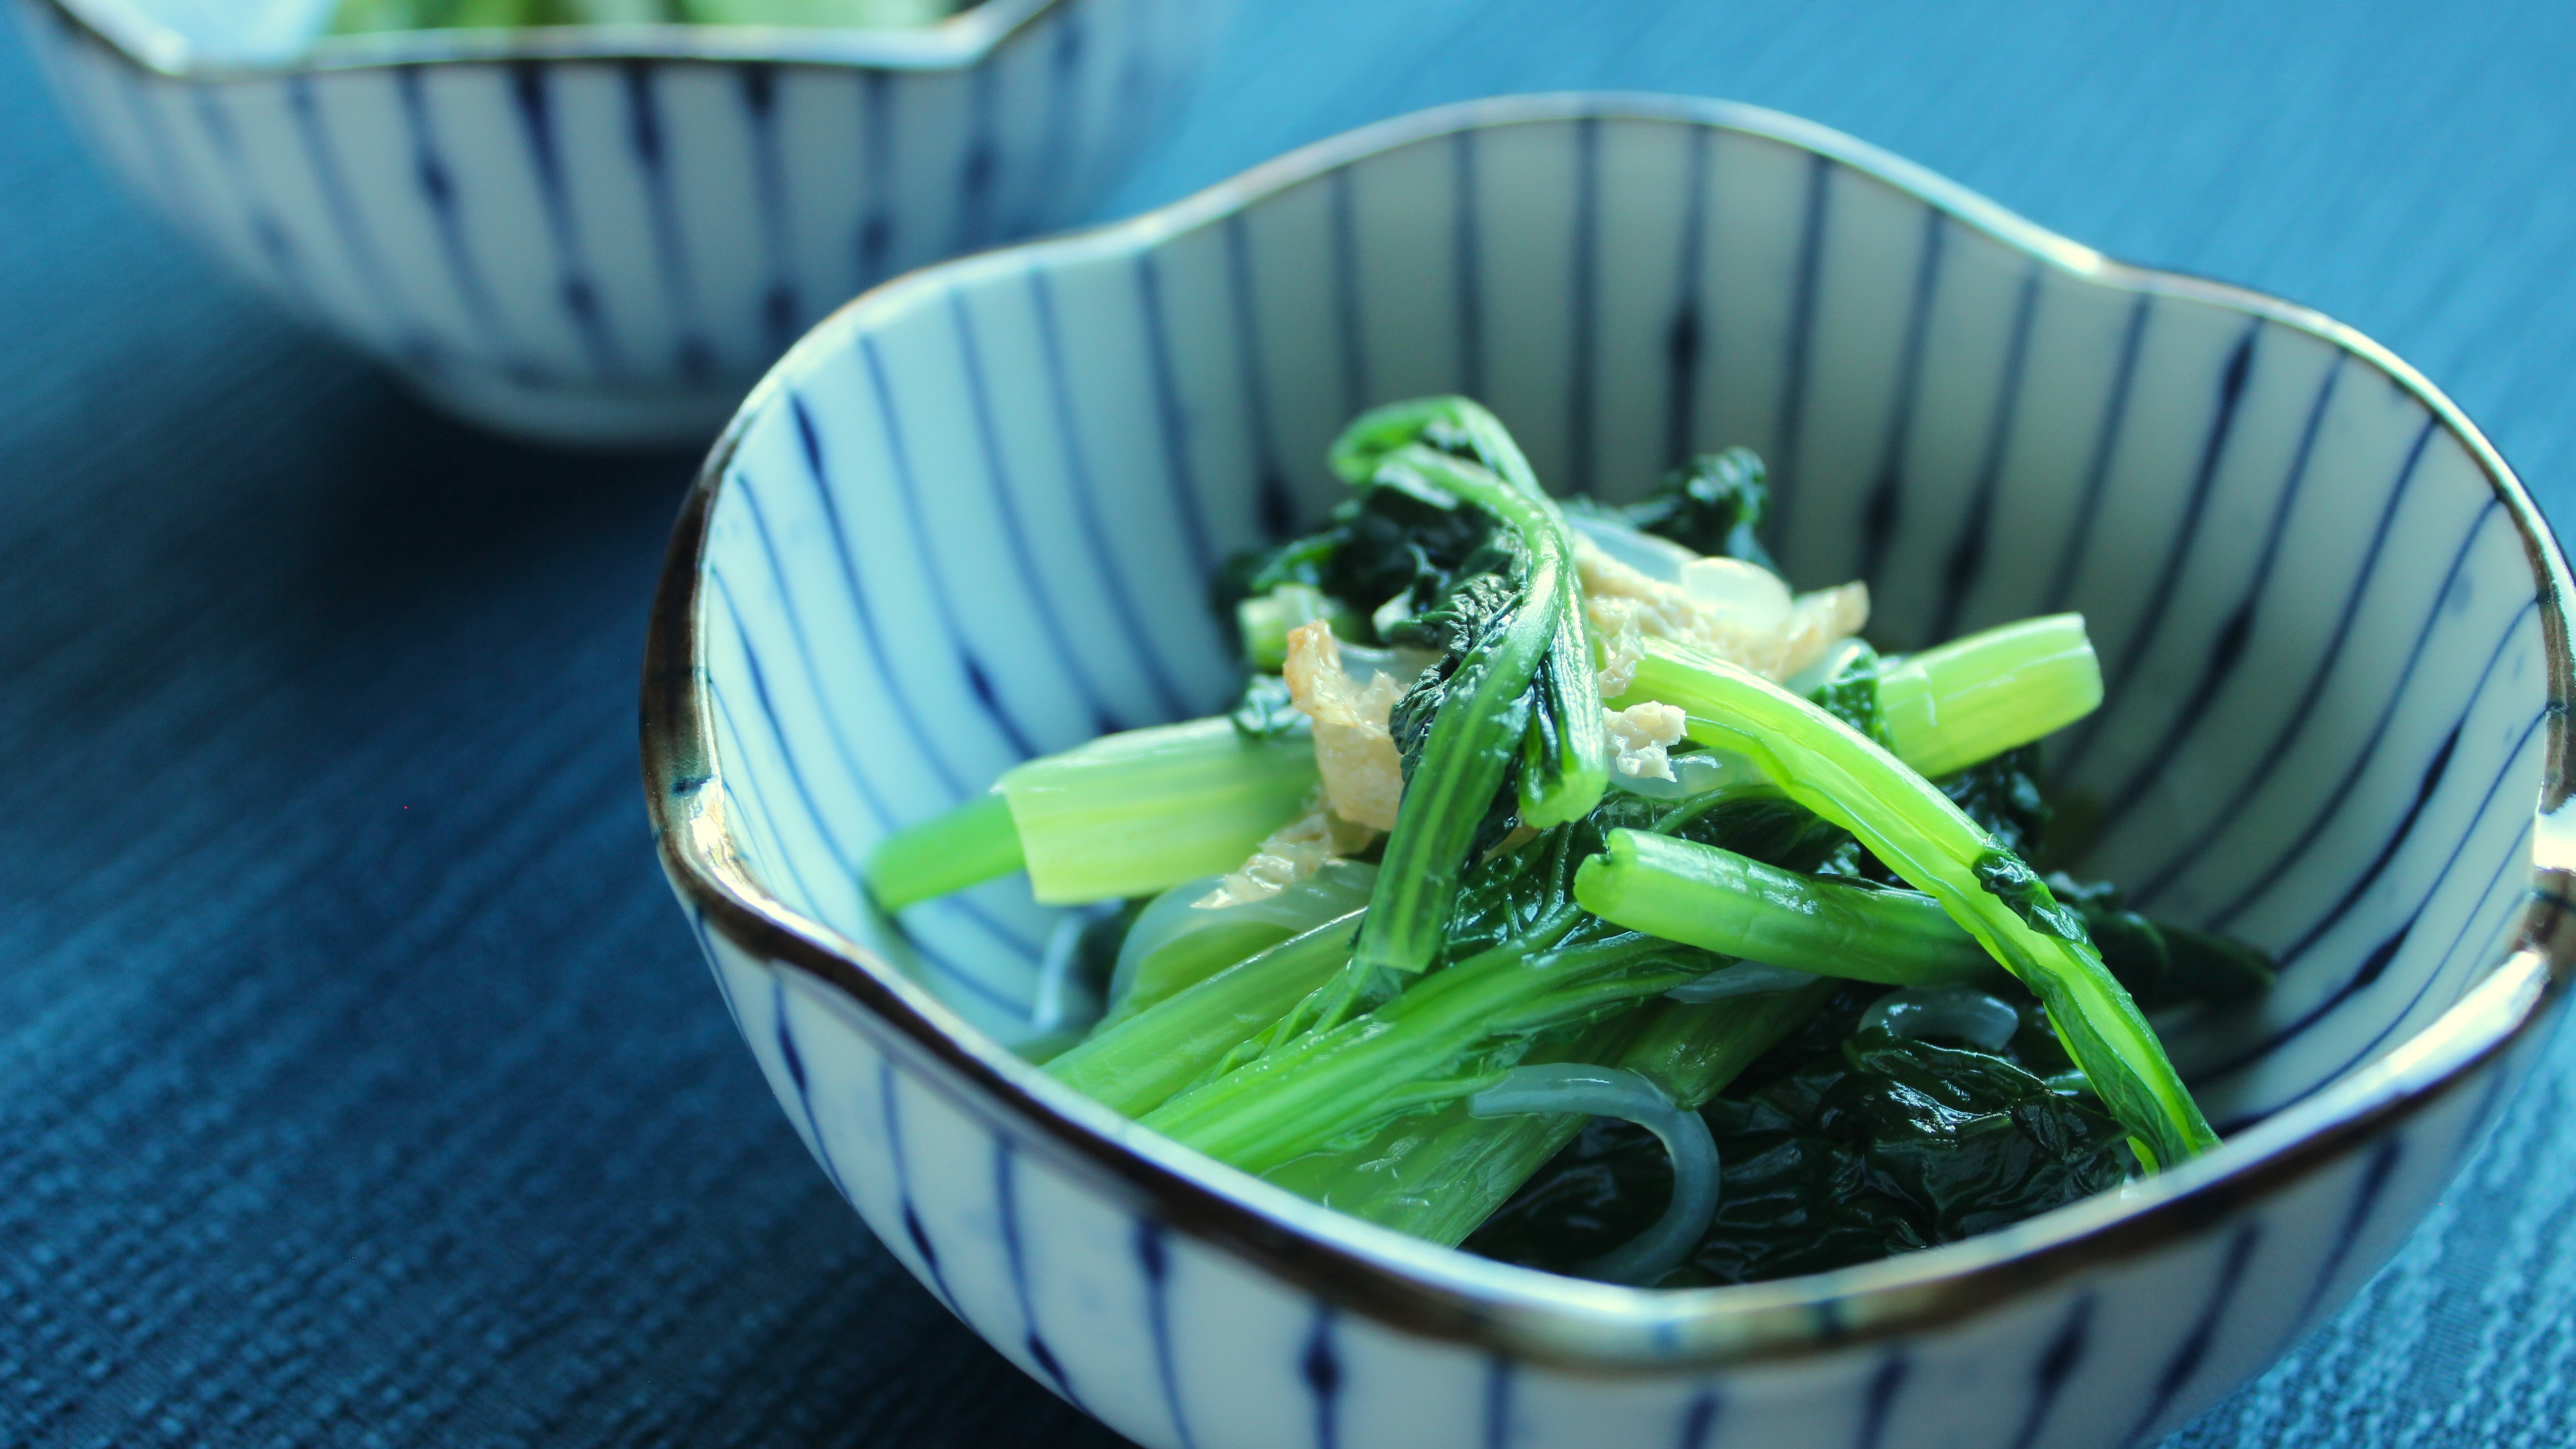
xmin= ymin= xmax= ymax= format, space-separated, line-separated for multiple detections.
xmin=2 ymin=1 xmax=2571 ymax=1445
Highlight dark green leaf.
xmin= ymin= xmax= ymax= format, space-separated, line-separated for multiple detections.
xmin=1973 ymin=851 xmax=2094 ymax=947
xmin=1385 ymin=569 xmax=1530 ymax=856
xmin=1228 ymin=674 xmax=1310 ymax=743
xmin=1463 ymin=1014 xmax=2140 ymax=1285
xmin=2041 ymin=871 xmax=2278 ymax=1009
xmin=1810 ymin=673 xmax=1887 ymax=744
xmin=1619 ymin=447 xmax=1776 ymax=568
xmin=1208 ymin=483 xmax=1500 ymax=651
xmin=1940 ymin=744 xmax=2051 ymax=857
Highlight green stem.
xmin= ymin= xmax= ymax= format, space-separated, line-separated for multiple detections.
xmin=1327 ymin=397 xmax=1547 ymax=501
xmin=1256 ymin=1012 xmax=1640 ymax=1238
xmin=1045 ymin=910 xmax=1362 ymax=1117
xmin=1142 ymin=932 xmax=1699 ymax=1175
xmin=1262 ymin=985 xmax=1834 ymax=1245
xmin=864 ymin=793 xmax=1025 ymax=913
xmin=1625 ymin=638 xmax=2216 ymax=1169
xmin=1354 ymin=443 xmax=1606 ymax=976
xmin=1238 ymin=584 xmax=1365 ymax=669
xmin=1617 ymin=984 xmax=1843 ymax=1105
xmin=1574 ymin=831 xmax=1998 ymax=987
xmin=866 ymin=718 xmax=1316 ymax=908
xmin=1878 ymin=614 xmax=2102 ymax=777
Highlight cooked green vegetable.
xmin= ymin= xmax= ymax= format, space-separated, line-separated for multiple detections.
xmin=1142 ymin=927 xmax=1707 ymax=1174
xmin=1612 ymin=446 xmax=1776 ymax=568
xmin=861 ymin=397 xmax=2269 ymax=1290
xmin=868 ymin=718 xmax=1314 ymax=911
xmin=1469 ymin=995 xmax=2138 ymax=1285
xmin=1348 ymin=424 xmax=1609 ymax=976
xmin=1264 ymin=985 xmax=1835 ymax=1246
xmin=1870 ymin=615 xmax=2105 ymax=778
xmin=1618 ymin=639 xmax=2217 ymax=1169
xmin=1575 ymin=831 xmax=1998 ymax=988
xmin=1046 ymin=911 xmax=1362 ymax=1117
xmin=1237 ymin=585 xmax=1365 ymax=671
xmin=865 ymin=614 xmax=2104 ymax=909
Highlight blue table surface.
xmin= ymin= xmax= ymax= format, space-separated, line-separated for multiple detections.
xmin=5 ymin=2 xmax=2574 ymax=1445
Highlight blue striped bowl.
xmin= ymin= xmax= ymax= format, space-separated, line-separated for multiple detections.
xmin=20 ymin=0 xmax=1224 ymax=447
xmin=642 ymin=95 xmax=2576 ymax=1449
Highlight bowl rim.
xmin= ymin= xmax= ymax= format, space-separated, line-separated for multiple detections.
xmin=641 ymin=91 xmax=2576 ymax=1369
xmin=36 ymin=0 xmax=1062 ymax=78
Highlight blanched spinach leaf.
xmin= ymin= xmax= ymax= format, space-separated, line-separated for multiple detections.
xmin=1940 ymin=744 xmax=2051 ymax=857
xmin=1435 ymin=786 xmax=1851 ymax=969
xmin=1465 ymin=1010 xmax=2139 ymax=1285
xmin=1809 ymin=651 xmax=1889 ymax=743
xmin=2046 ymin=874 xmax=2277 ymax=1010
xmin=1974 ymin=851 xmax=2094 ymax=947
xmin=1228 ymin=673 xmax=1309 ymax=742
xmin=1618 ymin=447 xmax=1776 ymax=569
xmin=1211 ymin=481 xmax=1499 ymax=653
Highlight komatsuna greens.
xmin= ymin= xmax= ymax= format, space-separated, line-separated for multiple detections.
xmin=864 ymin=397 xmax=2275 ymax=1288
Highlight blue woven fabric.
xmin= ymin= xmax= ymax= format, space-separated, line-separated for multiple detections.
xmin=3 ymin=1 xmax=2571 ymax=1445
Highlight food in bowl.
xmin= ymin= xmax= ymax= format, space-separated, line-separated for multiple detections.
xmin=865 ymin=395 xmax=2278 ymax=1289
xmin=325 ymin=0 xmax=963 ymax=33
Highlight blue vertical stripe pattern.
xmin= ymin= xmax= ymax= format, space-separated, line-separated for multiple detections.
xmin=855 ymin=67 xmax=897 ymax=292
xmin=740 ymin=63 xmax=803 ymax=358
xmin=2123 ymin=1226 xmax=2263 ymax=1449
xmin=622 ymin=61 xmax=717 ymax=382
xmin=283 ymin=72 xmax=432 ymax=366
xmin=1028 ymin=268 xmax=1197 ymax=721
xmin=949 ymin=292 xmax=1127 ymax=736
xmin=2058 ymin=322 xmax=2263 ymax=774
xmin=1661 ymin=124 xmax=1712 ymax=471
xmin=1135 ymin=1221 xmax=1200 ymax=1449
xmin=2042 ymin=293 xmax=2154 ymax=615
xmin=857 ymin=337 xmax=1043 ymax=760
xmin=654 ymin=98 xmax=2560 ymax=1449
xmin=1453 ymin=128 xmax=1489 ymax=407
xmin=993 ymin=1141 xmax=1083 ymax=1407
xmin=1676 ymin=1390 xmax=1721 ymax=1449
xmin=1766 ymin=151 xmax=1832 ymax=543
xmin=2010 ymin=1294 xmax=2093 ymax=1449
xmin=1137 ymin=252 xmax=1219 ymax=582
xmin=1565 ymin=115 xmax=1602 ymax=496
xmin=876 ymin=1059 xmax=963 ymax=1317
xmin=1927 ymin=262 xmax=2040 ymax=642
xmin=2201 ymin=500 xmax=2510 ymax=930
xmin=9 ymin=0 xmax=2571 ymax=1432
xmin=2092 ymin=356 xmax=2348 ymax=832
xmin=1302 ymin=1307 xmax=1342 ymax=1449
xmin=1224 ymin=212 xmax=1294 ymax=538
xmin=1855 ymin=209 xmax=1946 ymax=590
xmin=510 ymin=62 xmax=622 ymax=375
xmin=28 ymin=0 xmax=1224 ymax=445
xmin=396 ymin=66 xmax=522 ymax=376
xmin=2129 ymin=415 xmax=2441 ymax=906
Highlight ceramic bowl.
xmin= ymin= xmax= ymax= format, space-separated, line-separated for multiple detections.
xmin=642 ymin=95 xmax=2576 ymax=1449
xmin=20 ymin=0 xmax=1225 ymax=447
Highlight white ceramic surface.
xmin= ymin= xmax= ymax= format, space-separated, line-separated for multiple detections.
xmin=644 ymin=96 xmax=2576 ymax=1449
xmin=19 ymin=0 xmax=1225 ymax=446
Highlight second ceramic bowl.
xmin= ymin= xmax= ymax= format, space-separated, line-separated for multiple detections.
xmin=23 ymin=0 xmax=1227 ymax=446
xmin=645 ymin=95 xmax=2575 ymax=1449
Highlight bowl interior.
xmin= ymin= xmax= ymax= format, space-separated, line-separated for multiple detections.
xmin=691 ymin=101 xmax=2551 ymax=1133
